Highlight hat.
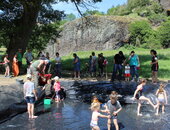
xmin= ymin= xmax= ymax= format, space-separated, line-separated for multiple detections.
xmin=26 ymin=74 xmax=32 ymax=78
xmin=53 ymin=76 xmax=59 ymax=81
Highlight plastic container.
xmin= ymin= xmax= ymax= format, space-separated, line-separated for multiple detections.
xmin=44 ymin=99 xmax=52 ymax=105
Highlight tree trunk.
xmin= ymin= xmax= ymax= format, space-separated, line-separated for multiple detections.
xmin=7 ymin=1 xmax=41 ymax=62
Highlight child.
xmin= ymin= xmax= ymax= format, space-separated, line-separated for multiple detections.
xmin=105 ymin=91 xmax=122 ymax=130
xmin=42 ymin=79 xmax=52 ymax=97
xmin=90 ymin=102 xmax=110 ymax=130
xmin=53 ymin=76 xmax=61 ymax=102
xmin=4 ymin=54 xmax=10 ymax=77
xmin=124 ymin=63 xmax=130 ymax=82
xmin=133 ymin=79 xmax=156 ymax=116
xmin=155 ymin=84 xmax=168 ymax=115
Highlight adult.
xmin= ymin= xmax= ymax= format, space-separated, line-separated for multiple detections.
xmin=111 ymin=51 xmax=126 ymax=81
xmin=150 ymin=50 xmax=159 ymax=83
xmin=73 ymin=53 xmax=80 ymax=79
xmin=23 ymin=74 xmax=38 ymax=119
xmin=91 ymin=52 xmax=97 ymax=76
xmin=128 ymin=51 xmax=140 ymax=82
xmin=30 ymin=59 xmax=49 ymax=88
xmin=3 ymin=54 xmax=10 ymax=77
xmin=25 ymin=49 xmax=34 ymax=67
xmin=55 ymin=52 xmax=61 ymax=77
xmin=12 ymin=54 xmax=19 ymax=77
xmin=45 ymin=52 xmax=51 ymax=74
xmin=98 ymin=53 xmax=105 ymax=77
xmin=16 ymin=49 xmax=23 ymax=74
xmin=133 ymin=79 xmax=156 ymax=116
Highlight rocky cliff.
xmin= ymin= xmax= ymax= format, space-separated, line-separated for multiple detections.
xmin=46 ymin=16 xmax=140 ymax=57
xmin=158 ymin=0 xmax=170 ymax=10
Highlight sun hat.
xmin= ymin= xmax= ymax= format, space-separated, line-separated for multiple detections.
xmin=26 ymin=74 xmax=32 ymax=78
xmin=53 ymin=76 xmax=59 ymax=81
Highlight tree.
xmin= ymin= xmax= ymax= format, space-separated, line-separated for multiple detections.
xmin=83 ymin=10 xmax=104 ymax=16
xmin=0 ymin=0 xmax=102 ymax=61
xmin=65 ymin=13 xmax=76 ymax=21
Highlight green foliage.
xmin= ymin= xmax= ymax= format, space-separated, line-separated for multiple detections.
xmin=83 ymin=10 xmax=104 ymax=16
xmin=64 ymin=13 xmax=76 ymax=21
xmin=148 ymin=13 xmax=167 ymax=25
xmin=158 ymin=20 xmax=170 ymax=48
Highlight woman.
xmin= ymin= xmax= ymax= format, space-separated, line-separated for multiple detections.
xmin=4 ymin=54 xmax=10 ymax=77
xmin=128 ymin=51 xmax=140 ymax=82
xmin=55 ymin=52 xmax=61 ymax=77
xmin=133 ymin=79 xmax=156 ymax=116
xmin=12 ymin=54 xmax=19 ymax=77
xmin=73 ymin=53 xmax=80 ymax=79
xmin=150 ymin=50 xmax=159 ymax=83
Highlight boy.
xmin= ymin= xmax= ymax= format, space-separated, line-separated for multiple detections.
xmin=23 ymin=74 xmax=38 ymax=119
xmin=105 ymin=91 xmax=122 ymax=130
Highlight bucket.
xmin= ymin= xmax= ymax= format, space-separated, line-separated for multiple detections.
xmin=44 ymin=99 xmax=52 ymax=105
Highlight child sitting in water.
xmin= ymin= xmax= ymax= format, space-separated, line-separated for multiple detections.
xmin=105 ymin=91 xmax=122 ymax=130
xmin=124 ymin=63 xmax=130 ymax=82
xmin=53 ymin=76 xmax=61 ymax=102
xmin=90 ymin=102 xmax=110 ymax=130
xmin=155 ymin=84 xmax=168 ymax=115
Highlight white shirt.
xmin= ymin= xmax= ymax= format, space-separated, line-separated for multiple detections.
xmin=92 ymin=56 xmax=97 ymax=65
xmin=24 ymin=81 xmax=35 ymax=97
xmin=55 ymin=57 xmax=61 ymax=64
xmin=125 ymin=66 xmax=130 ymax=74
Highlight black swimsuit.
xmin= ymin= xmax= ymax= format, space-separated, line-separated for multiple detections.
xmin=135 ymin=87 xmax=143 ymax=100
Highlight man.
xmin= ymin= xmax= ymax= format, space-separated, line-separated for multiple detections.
xmin=16 ymin=49 xmax=23 ymax=74
xmin=30 ymin=59 xmax=49 ymax=88
xmin=23 ymin=74 xmax=38 ymax=119
xmin=25 ymin=49 xmax=34 ymax=67
xmin=91 ymin=52 xmax=97 ymax=76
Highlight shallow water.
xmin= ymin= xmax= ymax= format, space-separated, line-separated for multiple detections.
xmin=0 ymin=98 xmax=170 ymax=130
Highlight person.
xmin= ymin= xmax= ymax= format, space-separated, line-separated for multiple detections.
xmin=16 ymin=49 xmax=23 ymax=74
xmin=25 ymin=49 xmax=34 ymax=67
xmin=30 ymin=59 xmax=50 ymax=88
xmin=91 ymin=52 xmax=97 ymax=77
xmin=23 ymin=74 xmax=38 ymax=119
xmin=124 ymin=63 xmax=130 ymax=82
xmin=37 ymin=51 xmax=43 ymax=59
xmin=98 ymin=54 xmax=104 ymax=77
xmin=105 ymin=92 xmax=122 ymax=130
xmin=42 ymin=79 xmax=52 ymax=97
xmin=55 ymin=52 xmax=61 ymax=77
xmin=155 ymin=84 xmax=168 ymax=115
xmin=73 ymin=53 xmax=80 ymax=79
xmin=90 ymin=102 xmax=110 ymax=130
xmin=3 ymin=54 xmax=10 ymax=77
xmin=12 ymin=54 xmax=19 ymax=77
xmin=45 ymin=52 xmax=51 ymax=74
xmin=150 ymin=50 xmax=159 ymax=84
xmin=128 ymin=51 xmax=140 ymax=82
xmin=133 ymin=79 xmax=156 ymax=116
xmin=53 ymin=76 xmax=61 ymax=102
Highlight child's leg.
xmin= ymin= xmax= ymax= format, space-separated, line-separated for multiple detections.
xmin=107 ymin=118 xmax=111 ymax=130
xmin=92 ymin=126 xmax=100 ymax=130
xmin=27 ymin=103 xmax=31 ymax=118
xmin=154 ymin=71 xmax=158 ymax=83
xmin=155 ymin=102 xmax=159 ymax=115
xmin=162 ymin=104 xmax=165 ymax=113
xmin=113 ymin=119 xmax=119 ymax=130
xmin=140 ymin=96 xmax=156 ymax=108
xmin=137 ymin=102 xmax=142 ymax=116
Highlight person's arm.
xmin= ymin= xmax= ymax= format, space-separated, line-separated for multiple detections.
xmin=74 ymin=58 xmax=78 ymax=64
xmin=33 ymin=89 xmax=38 ymax=100
xmin=98 ymin=113 xmax=110 ymax=118
xmin=155 ymin=89 xmax=159 ymax=96
xmin=133 ymin=86 xmax=140 ymax=99
xmin=151 ymin=57 xmax=158 ymax=65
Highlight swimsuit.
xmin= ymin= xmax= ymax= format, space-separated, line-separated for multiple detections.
xmin=158 ymin=97 xmax=165 ymax=103
xmin=90 ymin=120 xmax=98 ymax=128
xmin=135 ymin=86 xmax=143 ymax=100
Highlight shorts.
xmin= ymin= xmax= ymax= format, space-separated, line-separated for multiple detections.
xmin=158 ymin=97 xmax=165 ymax=104
xmin=151 ymin=65 xmax=158 ymax=72
xmin=25 ymin=96 xmax=35 ymax=104
xmin=90 ymin=121 xmax=98 ymax=128
xmin=110 ymin=114 xmax=117 ymax=119
xmin=4 ymin=63 xmax=9 ymax=68
xmin=124 ymin=73 xmax=130 ymax=77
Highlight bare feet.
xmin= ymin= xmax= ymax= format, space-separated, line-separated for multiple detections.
xmin=32 ymin=116 xmax=38 ymax=119
xmin=137 ymin=113 xmax=143 ymax=116
xmin=162 ymin=111 xmax=165 ymax=114
xmin=155 ymin=113 xmax=159 ymax=116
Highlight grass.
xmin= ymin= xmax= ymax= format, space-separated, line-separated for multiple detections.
xmin=0 ymin=46 xmax=170 ymax=81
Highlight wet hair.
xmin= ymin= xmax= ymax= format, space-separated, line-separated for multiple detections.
xmin=90 ymin=102 xmax=100 ymax=111
xmin=139 ymin=79 xmax=147 ymax=84
xmin=92 ymin=52 xmax=95 ymax=56
xmin=158 ymin=84 xmax=165 ymax=93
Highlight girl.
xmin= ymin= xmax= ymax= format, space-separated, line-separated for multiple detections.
xmin=150 ymin=50 xmax=159 ymax=84
xmin=4 ymin=54 xmax=10 ymax=77
xmin=53 ymin=76 xmax=61 ymax=102
xmin=124 ymin=63 xmax=130 ymax=82
xmin=90 ymin=102 xmax=110 ymax=130
xmin=133 ymin=79 xmax=156 ymax=116
xmin=155 ymin=84 xmax=168 ymax=115
xmin=12 ymin=54 xmax=19 ymax=77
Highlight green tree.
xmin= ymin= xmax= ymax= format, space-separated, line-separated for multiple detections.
xmin=0 ymin=0 xmax=102 ymax=60
xmin=83 ymin=10 xmax=104 ymax=16
xmin=65 ymin=13 xmax=76 ymax=21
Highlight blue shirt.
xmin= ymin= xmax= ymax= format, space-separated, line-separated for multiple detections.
xmin=129 ymin=54 xmax=139 ymax=66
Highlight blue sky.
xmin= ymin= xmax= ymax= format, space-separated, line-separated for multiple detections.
xmin=52 ymin=0 xmax=127 ymax=17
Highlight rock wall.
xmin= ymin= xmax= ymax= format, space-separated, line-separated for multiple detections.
xmin=158 ymin=0 xmax=170 ymax=10
xmin=46 ymin=16 xmax=136 ymax=57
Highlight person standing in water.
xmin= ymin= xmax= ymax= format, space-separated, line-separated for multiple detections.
xmin=23 ymin=74 xmax=38 ymax=119
xmin=155 ymin=84 xmax=168 ymax=115
xmin=90 ymin=102 xmax=110 ymax=130
xmin=150 ymin=50 xmax=159 ymax=84
xmin=133 ymin=79 xmax=156 ymax=116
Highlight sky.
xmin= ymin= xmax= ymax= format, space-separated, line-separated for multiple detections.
xmin=52 ymin=0 xmax=127 ymax=17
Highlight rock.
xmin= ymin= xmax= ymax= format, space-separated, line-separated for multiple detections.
xmin=45 ymin=16 xmax=139 ymax=57
xmin=157 ymin=0 xmax=170 ymax=10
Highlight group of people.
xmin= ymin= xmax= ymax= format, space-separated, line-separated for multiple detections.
xmin=90 ymin=79 xmax=168 ymax=130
